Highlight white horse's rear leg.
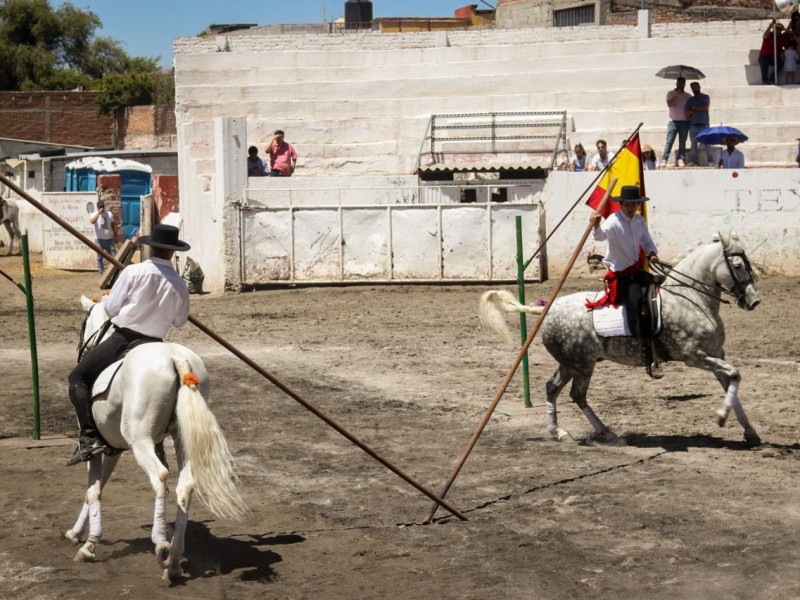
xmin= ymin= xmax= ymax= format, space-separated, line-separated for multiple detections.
xmin=129 ymin=440 xmax=173 ymax=568
xmin=156 ymin=433 xmax=194 ymax=582
xmin=68 ymin=453 xmax=120 ymax=561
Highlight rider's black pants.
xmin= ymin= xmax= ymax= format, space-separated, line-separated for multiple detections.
xmin=68 ymin=328 xmax=159 ymax=436
xmin=615 ymin=271 xmax=657 ymax=338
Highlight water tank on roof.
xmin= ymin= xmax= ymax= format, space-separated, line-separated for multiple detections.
xmin=344 ymin=0 xmax=372 ymax=28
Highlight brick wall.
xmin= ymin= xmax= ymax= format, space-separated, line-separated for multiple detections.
xmin=0 ymin=92 xmax=113 ymax=147
xmin=152 ymin=174 xmax=179 ymax=220
xmin=116 ymin=105 xmax=177 ymax=149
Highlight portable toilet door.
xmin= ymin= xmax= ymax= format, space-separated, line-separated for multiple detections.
xmin=118 ymin=169 xmax=152 ymax=239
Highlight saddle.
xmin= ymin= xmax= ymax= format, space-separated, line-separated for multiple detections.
xmin=591 ymin=283 xmax=662 ymax=338
xmin=89 ymin=337 xmax=161 ymax=399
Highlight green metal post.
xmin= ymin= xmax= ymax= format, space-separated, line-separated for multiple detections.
xmin=21 ymin=234 xmax=41 ymax=440
xmin=515 ymin=216 xmax=532 ymax=408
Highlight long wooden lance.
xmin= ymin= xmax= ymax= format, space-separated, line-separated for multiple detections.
xmin=0 ymin=173 xmax=467 ymax=522
xmin=422 ymin=177 xmax=617 ymax=524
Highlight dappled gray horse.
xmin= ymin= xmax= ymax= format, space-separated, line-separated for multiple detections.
xmin=1 ymin=198 xmax=21 ymax=255
xmin=480 ymin=232 xmax=762 ymax=446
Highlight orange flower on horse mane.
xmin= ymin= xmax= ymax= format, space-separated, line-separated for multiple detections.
xmin=182 ymin=372 xmax=200 ymax=387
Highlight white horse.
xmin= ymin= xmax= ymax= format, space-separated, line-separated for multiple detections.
xmin=65 ymin=295 xmax=249 ymax=581
xmin=1 ymin=198 xmax=21 ymax=255
xmin=480 ymin=232 xmax=762 ymax=446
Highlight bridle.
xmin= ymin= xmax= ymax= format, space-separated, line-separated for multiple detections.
xmin=77 ymin=302 xmax=114 ymax=364
xmin=651 ymin=245 xmax=756 ymax=306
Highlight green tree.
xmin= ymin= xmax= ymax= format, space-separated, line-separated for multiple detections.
xmin=0 ymin=0 xmax=162 ymax=103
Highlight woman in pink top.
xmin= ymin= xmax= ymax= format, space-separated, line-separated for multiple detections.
xmin=267 ymin=130 xmax=298 ymax=176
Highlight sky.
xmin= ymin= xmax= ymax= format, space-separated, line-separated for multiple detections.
xmin=57 ymin=1 xmax=484 ymax=68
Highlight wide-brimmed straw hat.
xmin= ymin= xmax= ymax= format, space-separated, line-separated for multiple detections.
xmin=613 ymin=185 xmax=649 ymax=203
xmin=139 ymin=224 xmax=191 ymax=251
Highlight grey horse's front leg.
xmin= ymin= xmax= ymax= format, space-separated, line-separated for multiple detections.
xmin=692 ymin=355 xmax=761 ymax=446
xmin=569 ymin=373 xmax=621 ymax=444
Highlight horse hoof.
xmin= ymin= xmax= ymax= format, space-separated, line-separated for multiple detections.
xmin=155 ymin=541 xmax=171 ymax=568
xmin=715 ymin=409 xmax=729 ymax=427
xmin=550 ymin=428 xmax=575 ymax=442
xmin=163 ymin=566 xmax=185 ymax=583
xmin=744 ymin=431 xmax=762 ymax=447
xmin=64 ymin=530 xmax=81 ymax=545
xmin=73 ymin=546 xmax=95 ymax=562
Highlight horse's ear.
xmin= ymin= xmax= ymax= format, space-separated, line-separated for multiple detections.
xmin=717 ymin=231 xmax=729 ymax=247
xmin=730 ymin=229 xmax=739 ymax=241
xmin=80 ymin=295 xmax=95 ymax=313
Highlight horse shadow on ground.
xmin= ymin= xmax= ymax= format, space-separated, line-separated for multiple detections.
xmin=105 ymin=520 xmax=303 ymax=583
xmin=619 ymin=432 xmax=751 ymax=452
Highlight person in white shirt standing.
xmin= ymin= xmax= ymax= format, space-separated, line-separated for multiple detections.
xmin=89 ymin=199 xmax=118 ymax=274
xmin=66 ymin=224 xmax=191 ymax=465
xmin=588 ymin=186 xmax=663 ymax=379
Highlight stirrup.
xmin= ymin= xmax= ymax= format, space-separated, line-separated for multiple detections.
xmin=64 ymin=436 xmax=108 ymax=466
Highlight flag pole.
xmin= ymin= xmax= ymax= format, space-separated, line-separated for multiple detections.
xmin=422 ymin=178 xmax=618 ymax=524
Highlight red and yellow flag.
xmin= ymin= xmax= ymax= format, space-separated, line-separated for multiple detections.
xmin=586 ymin=132 xmax=646 ymax=219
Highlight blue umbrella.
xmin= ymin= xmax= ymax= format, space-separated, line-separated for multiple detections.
xmin=696 ymin=125 xmax=748 ymax=146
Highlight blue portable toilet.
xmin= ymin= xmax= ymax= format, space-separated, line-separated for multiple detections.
xmin=64 ymin=157 xmax=153 ymax=239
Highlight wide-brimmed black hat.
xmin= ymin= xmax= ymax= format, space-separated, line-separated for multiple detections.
xmin=139 ymin=224 xmax=191 ymax=251
xmin=613 ymin=185 xmax=649 ymax=203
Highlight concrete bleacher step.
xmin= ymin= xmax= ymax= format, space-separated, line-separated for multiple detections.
xmin=177 ymin=18 xmax=794 ymax=175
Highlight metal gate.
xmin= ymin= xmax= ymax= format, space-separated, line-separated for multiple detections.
xmin=237 ymin=201 xmax=544 ymax=285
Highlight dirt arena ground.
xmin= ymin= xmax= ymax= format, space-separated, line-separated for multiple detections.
xmin=0 ymin=252 xmax=798 ymax=600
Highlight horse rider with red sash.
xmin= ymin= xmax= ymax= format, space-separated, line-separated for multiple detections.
xmin=66 ymin=224 xmax=191 ymax=465
xmin=587 ymin=185 xmax=664 ymax=379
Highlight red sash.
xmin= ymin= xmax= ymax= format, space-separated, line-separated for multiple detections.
xmin=585 ymin=252 xmax=645 ymax=310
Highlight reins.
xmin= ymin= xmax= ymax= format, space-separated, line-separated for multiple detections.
xmin=76 ymin=304 xmax=114 ymax=364
xmin=650 ymin=257 xmax=733 ymax=305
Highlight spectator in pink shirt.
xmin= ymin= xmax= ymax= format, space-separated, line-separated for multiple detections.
xmin=267 ymin=130 xmax=298 ymax=176
xmin=660 ymin=76 xmax=691 ymax=169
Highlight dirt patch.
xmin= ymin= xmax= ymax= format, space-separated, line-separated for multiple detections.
xmin=1 ymin=253 xmax=799 ymax=599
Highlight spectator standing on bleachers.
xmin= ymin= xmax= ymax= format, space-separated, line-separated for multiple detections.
xmin=268 ymin=130 xmax=298 ymax=177
xmin=717 ymin=136 xmax=745 ymax=169
xmin=590 ymin=140 xmax=612 ymax=171
xmin=247 ymin=146 xmax=267 ymax=177
xmin=782 ymin=39 xmax=798 ymax=85
xmin=642 ymin=144 xmax=657 ymax=170
xmin=570 ymin=143 xmax=589 ymax=172
xmin=759 ymin=20 xmax=785 ymax=85
xmin=660 ymin=77 xmax=691 ymax=169
xmin=686 ymin=82 xmax=713 ymax=167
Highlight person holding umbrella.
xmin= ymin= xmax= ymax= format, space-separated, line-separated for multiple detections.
xmin=718 ymin=136 xmax=745 ymax=169
xmin=660 ymin=76 xmax=691 ymax=169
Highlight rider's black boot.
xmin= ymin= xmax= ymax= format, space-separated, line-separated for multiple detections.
xmin=641 ymin=339 xmax=664 ymax=380
xmin=66 ymin=382 xmax=107 ymax=466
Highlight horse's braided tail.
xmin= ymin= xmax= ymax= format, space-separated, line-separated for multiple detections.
xmin=479 ymin=290 xmax=544 ymax=344
xmin=173 ymin=359 xmax=249 ymax=521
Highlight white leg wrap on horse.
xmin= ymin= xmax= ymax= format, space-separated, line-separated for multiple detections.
xmin=151 ymin=496 xmax=168 ymax=544
xmin=87 ymin=502 xmax=102 ymax=542
xmin=70 ymin=502 xmax=90 ymax=538
xmin=546 ymin=401 xmax=558 ymax=430
xmin=726 ymin=380 xmax=754 ymax=429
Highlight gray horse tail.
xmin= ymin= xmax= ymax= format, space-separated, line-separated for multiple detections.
xmin=479 ymin=290 xmax=544 ymax=345
xmin=173 ymin=359 xmax=249 ymax=521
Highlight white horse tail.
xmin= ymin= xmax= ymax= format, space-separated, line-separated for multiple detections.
xmin=479 ymin=290 xmax=544 ymax=344
xmin=173 ymin=359 xmax=249 ymax=521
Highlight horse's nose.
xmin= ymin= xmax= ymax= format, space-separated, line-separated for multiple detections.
xmin=744 ymin=285 xmax=761 ymax=311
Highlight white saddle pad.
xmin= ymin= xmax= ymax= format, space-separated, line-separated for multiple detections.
xmin=589 ymin=292 xmax=662 ymax=338
xmin=91 ymin=359 xmax=124 ymax=399
xmin=591 ymin=301 xmax=632 ymax=338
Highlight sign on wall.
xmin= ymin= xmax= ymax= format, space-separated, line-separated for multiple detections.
xmin=41 ymin=193 xmax=100 ymax=270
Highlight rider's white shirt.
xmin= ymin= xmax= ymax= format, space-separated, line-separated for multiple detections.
xmin=105 ymin=257 xmax=189 ymax=338
xmin=592 ymin=210 xmax=657 ymax=272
